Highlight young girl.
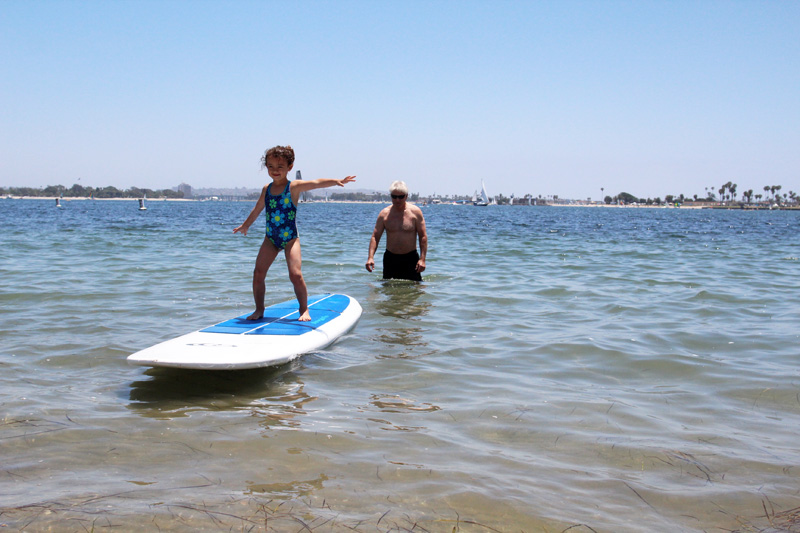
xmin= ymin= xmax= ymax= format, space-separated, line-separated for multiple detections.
xmin=234 ymin=145 xmax=355 ymax=321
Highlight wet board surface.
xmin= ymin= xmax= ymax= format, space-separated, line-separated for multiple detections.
xmin=127 ymin=293 xmax=362 ymax=370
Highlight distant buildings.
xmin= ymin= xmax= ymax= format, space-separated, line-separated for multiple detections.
xmin=176 ymin=183 xmax=193 ymax=199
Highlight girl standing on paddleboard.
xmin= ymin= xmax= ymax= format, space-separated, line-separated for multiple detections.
xmin=234 ymin=145 xmax=355 ymax=321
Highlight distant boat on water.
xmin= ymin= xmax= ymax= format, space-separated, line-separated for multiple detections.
xmin=55 ymin=197 xmax=63 ymax=208
xmin=296 ymin=170 xmax=308 ymax=202
xmin=138 ymin=195 xmax=147 ymax=211
xmin=473 ymin=180 xmax=490 ymax=206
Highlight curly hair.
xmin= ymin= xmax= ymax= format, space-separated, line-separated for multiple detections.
xmin=261 ymin=145 xmax=295 ymax=167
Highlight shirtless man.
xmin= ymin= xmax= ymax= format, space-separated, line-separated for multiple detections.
xmin=366 ymin=181 xmax=427 ymax=281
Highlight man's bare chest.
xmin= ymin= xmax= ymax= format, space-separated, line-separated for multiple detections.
xmin=385 ymin=212 xmax=416 ymax=232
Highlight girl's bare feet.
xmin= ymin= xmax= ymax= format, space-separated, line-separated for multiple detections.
xmin=246 ymin=309 xmax=264 ymax=320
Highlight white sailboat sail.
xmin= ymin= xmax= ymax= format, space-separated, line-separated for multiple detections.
xmin=474 ymin=180 xmax=489 ymax=206
xmin=296 ymin=170 xmax=306 ymax=202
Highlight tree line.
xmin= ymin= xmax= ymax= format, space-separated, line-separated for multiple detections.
xmin=604 ymin=182 xmax=796 ymax=206
xmin=1 ymin=184 xmax=184 ymax=199
xmin=6 ymin=181 xmax=795 ymax=206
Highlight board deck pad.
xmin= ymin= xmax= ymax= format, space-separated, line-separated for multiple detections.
xmin=202 ymin=294 xmax=351 ymax=336
xmin=127 ymin=293 xmax=362 ymax=370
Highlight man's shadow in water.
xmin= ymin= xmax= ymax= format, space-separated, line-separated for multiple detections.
xmin=127 ymin=362 xmax=313 ymax=419
xmin=370 ymin=280 xmax=433 ymax=354
xmin=371 ymin=280 xmax=431 ymax=320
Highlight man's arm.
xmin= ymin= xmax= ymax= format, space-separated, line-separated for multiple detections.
xmin=366 ymin=212 xmax=386 ymax=272
xmin=415 ymin=208 xmax=427 ymax=272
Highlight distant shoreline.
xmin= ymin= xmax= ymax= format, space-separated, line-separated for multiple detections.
xmin=5 ymin=196 xmax=798 ymax=210
xmin=6 ymin=196 xmax=203 ymax=202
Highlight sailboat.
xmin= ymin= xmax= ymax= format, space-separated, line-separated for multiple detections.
xmin=138 ymin=194 xmax=147 ymax=211
xmin=473 ymin=180 xmax=489 ymax=206
xmin=296 ymin=170 xmax=307 ymax=202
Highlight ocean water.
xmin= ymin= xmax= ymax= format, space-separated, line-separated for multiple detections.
xmin=1 ymin=198 xmax=799 ymax=532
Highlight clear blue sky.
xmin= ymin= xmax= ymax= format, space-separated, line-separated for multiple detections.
xmin=2 ymin=0 xmax=798 ymax=200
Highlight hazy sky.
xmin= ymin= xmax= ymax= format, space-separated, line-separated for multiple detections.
xmin=2 ymin=0 xmax=798 ymax=200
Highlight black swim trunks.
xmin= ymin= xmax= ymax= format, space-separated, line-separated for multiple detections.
xmin=383 ymin=250 xmax=422 ymax=281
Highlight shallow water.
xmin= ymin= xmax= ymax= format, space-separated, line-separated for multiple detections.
xmin=1 ymin=199 xmax=800 ymax=531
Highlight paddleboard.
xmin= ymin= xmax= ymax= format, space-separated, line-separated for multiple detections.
xmin=127 ymin=293 xmax=362 ymax=370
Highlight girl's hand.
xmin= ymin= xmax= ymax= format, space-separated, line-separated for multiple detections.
xmin=233 ymin=224 xmax=248 ymax=236
xmin=338 ymin=176 xmax=356 ymax=186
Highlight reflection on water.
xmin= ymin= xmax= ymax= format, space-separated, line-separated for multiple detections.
xmin=368 ymin=394 xmax=441 ymax=413
xmin=128 ymin=362 xmax=316 ymax=426
xmin=368 ymin=281 xmax=433 ymax=356
xmin=375 ymin=327 xmax=426 ymax=350
xmin=355 ymin=394 xmax=443 ymax=433
xmin=246 ymin=474 xmax=329 ymax=498
xmin=371 ymin=280 xmax=431 ymax=320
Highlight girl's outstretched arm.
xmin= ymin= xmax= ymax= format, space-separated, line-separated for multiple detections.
xmin=293 ymin=176 xmax=356 ymax=194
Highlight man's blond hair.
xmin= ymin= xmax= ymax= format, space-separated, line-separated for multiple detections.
xmin=390 ymin=181 xmax=408 ymax=195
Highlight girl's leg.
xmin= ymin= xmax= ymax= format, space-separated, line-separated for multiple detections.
xmin=284 ymin=239 xmax=310 ymax=321
xmin=249 ymin=238 xmax=280 ymax=320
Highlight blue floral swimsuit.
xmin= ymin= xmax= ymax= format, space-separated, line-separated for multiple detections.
xmin=265 ymin=181 xmax=297 ymax=250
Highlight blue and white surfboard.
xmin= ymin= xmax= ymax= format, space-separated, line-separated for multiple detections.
xmin=127 ymin=293 xmax=362 ymax=370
